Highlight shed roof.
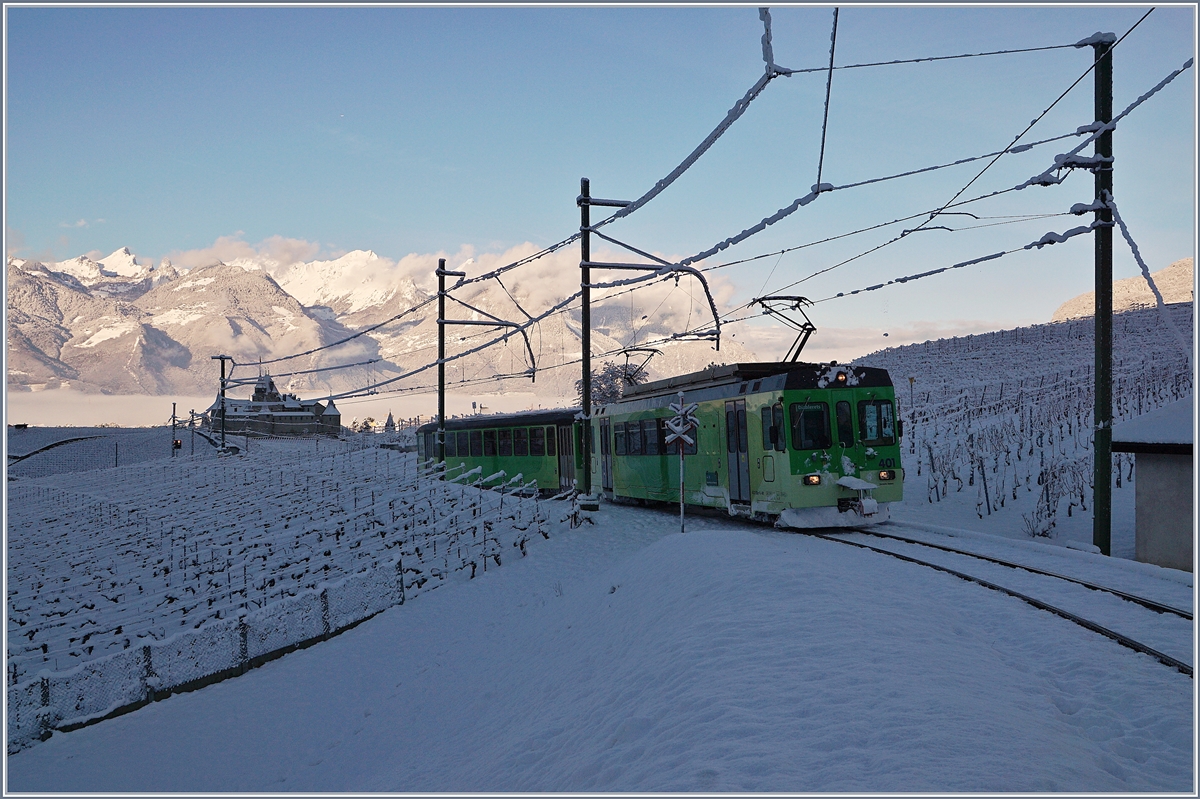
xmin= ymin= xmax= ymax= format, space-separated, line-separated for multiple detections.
xmin=1112 ymin=398 xmax=1193 ymax=455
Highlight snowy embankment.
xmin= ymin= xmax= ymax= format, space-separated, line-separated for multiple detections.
xmin=7 ymin=504 xmax=1192 ymax=792
xmin=863 ymin=302 xmax=1193 ymax=553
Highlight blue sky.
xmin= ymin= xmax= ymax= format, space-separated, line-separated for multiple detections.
xmin=5 ymin=4 xmax=1195 ymax=354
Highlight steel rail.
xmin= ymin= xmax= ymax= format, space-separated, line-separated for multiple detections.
xmin=814 ymin=532 xmax=1193 ymax=678
xmin=845 ymin=527 xmax=1192 ymax=620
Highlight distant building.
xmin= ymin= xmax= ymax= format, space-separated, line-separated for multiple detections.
xmin=384 ymin=412 xmax=396 ymax=433
xmin=204 ymin=374 xmax=342 ymax=437
xmin=1112 ymin=399 xmax=1193 ymax=572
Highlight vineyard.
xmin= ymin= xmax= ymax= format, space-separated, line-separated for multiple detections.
xmin=862 ymin=302 xmax=1193 ymax=539
xmin=6 ymin=440 xmax=568 ymax=751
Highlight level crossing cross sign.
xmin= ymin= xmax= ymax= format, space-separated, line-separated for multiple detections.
xmin=665 ymin=391 xmax=699 ymax=532
xmin=665 ymin=392 xmax=698 ymax=448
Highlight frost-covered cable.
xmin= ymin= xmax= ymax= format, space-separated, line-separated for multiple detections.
xmin=815 ymin=8 xmax=839 ymax=189
xmin=252 ymin=296 xmax=437 ymax=367
xmin=775 ymin=42 xmax=1081 ymax=75
xmin=832 ymin=130 xmax=1080 ymax=193
xmin=920 ymin=10 xmax=1152 ymax=230
xmin=759 ymin=7 xmax=776 ymax=74
xmin=806 ymin=214 xmax=1113 ymax=303
xmin=594 ymin=70 xmax=778 ymax=231
xmin=1016 ymin=55 xmax=1194 ymax=190
xmin=585 ymin=264 xmax=723 ymax=346
xmin=325 ymin=292 xmax=583 ymax=401
xmin=1102 ymin=191 xmax=1193 ymax=369
xmin=678 ymin=127 xmax=1077 ymax=272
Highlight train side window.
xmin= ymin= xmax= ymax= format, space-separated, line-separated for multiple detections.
xmin=773 ymin=403 xmax=786 ymax=451
xmin=858 ymin=400 xmax=896 ymax=445
xmin=614 ymin=424 xmax=627 ymax=455
xmin=628 ymin=421 xmax=644 ymax=455
xmin=836 ymin=401 xmax=854 ymax=448
xmin=546 ymin=427 xmax=556 ymax=456
xmin=498 ymin=429 xmax=513 ymax=456
xmin=761 ymin=408 xmax=774 ymax=450
xmin=514 ymin=427 xmax=528 ymax=456
xmin=789 ymin=403 xmax=832 ymax=450
xmin=726 ymin=409 xmax=737 ymax=452
xmin=470 ymin=430 xmax=483 ymax=457
xmin=456 ymin=431 xmax=470 ymax=457
xmin=644 ymin=419 xmax=659 ymax=456
xmin=483 ymin=430 xmax=497 ymax=456
xmin=530 ymin=426 xmax=546 ymax=456
xmin=737 ymin=408 xmax=748 ymax=454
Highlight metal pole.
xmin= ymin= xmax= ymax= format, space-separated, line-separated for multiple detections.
xmin=578 ymin=177 xmax=593 ymax=500
xmin=1092 ymin=39 xmax=1114 ymax=556
xmin=437 ymin=258 xmax=446 ymax=465
xmin=218 ymin=356 xmax=227 ymax=450
xmin=190 ymin=409 xmax=195 ymax=456
xmin=171 ymin=402 xmax=177 ymax=458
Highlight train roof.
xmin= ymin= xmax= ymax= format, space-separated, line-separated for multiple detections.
xmin=416 ymin=407 xmax=580 ymax=434
xmin=622 ymin=361 xmax=893 ymax=399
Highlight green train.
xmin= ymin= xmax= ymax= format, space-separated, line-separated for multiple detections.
xmin=415 ymin=361 xmax=902 ymax=527
xmin=590 ymin=362 xmax=902 ymax=527
xmin=416 ymin=409 xmax=581 ymax=494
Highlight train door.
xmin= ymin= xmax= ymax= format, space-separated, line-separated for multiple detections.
xmin=557 ymin=425 xmax=576 ymax=491
xmin=724 ymin=399 xmax=751 ymax=504
xmin=832 ymin=391 xmax=857 ymax=453
xmin=599 ymin=418 xmax=613 ymax=492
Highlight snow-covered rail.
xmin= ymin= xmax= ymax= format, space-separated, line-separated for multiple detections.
xmin=815 ymin=529 xmax=1193 ymax=677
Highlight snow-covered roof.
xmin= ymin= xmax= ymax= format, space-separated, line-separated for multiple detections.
xmin=1112 ymin=399 xmax=1193 ymax=451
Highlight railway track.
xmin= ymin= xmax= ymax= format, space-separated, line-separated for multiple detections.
xmin=815 ymin=526 xmax=1194 ymax=678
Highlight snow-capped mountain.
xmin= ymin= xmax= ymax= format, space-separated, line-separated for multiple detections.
xmin=7 ymin=245 xmax=753 ymax=400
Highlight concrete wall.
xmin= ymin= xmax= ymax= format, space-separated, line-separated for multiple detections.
xmin=1134 ymin=453 xmax=1194 ymax=572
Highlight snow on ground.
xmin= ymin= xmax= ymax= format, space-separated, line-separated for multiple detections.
xmin=7 ymin=500 xmax=1193 ymax=792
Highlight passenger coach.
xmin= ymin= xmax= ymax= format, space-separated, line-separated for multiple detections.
xmin=589 ymin=362 xmax=903 ymax=527
xmin=416 ymin=409 xmax=580 ymax=494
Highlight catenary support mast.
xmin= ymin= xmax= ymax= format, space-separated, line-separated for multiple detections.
xmin=1092 ymin=38 xmax=1114 ymax=556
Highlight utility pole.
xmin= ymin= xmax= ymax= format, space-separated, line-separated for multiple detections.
xmin=579 ymin=178 xmax=594 ymax=505
xmin=211 ymin=355 xmax=232 ymax=451
xmin=1091 ymin=36 xmax=1114 ymax=556
xmin=171 ymin=402 xmax=177 ymax=458
xmin=437 ymin=257 xmax=447 ymax=465
xmin=574 ymin=178 xmax=647 ymax=509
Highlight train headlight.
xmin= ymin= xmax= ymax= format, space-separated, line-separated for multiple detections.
xmin=802 ymin=474 xmax=822 ymax=486
xmin=878 ymin=470 xmax=896 ymax=481
xmin=835 ymin=372 xmax=847 ymax=384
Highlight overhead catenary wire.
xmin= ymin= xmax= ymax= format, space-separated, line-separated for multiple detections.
xmin=815 ymin=8 xmax=839 ymax=190
xmin=775 ymin=42 xmax=1084 ymax=76
xmin=915 ymin=10 xmax=1154 ymax=234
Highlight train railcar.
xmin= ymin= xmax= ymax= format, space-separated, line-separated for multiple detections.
xmin=416 ymin=409 xmax=581 ymax=495
xmin=590 ymin=362 xmax=903 ymax=527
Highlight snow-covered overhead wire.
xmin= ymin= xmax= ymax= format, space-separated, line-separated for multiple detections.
xmin=1102 ymin=192 xmax=1193 ymax=369
xmin=592 ymin=71 xmax=778 ymax=233
xmin=831 ymin=130 xmax=1081 ymax=193
xmin=677 ymin=122 xmax=1082 ymax=273
xmin=815 ymin=8 xmax=839 ymax=190
xmin=702 ymin=210 xmax=1066 ymax=274
xmin=1016 ymin=54 xmax=1195 ymax=191
xmin=759 ymin=7 xmax=776 ymax=74
xmin=325 ymin=291 xmax=584 ymax=401
xmin=918 ymin=9 xmax=1152 ymax=230
xmin=248 ymin=296 xmax=436 ymax=369
xmin=775 ymin=42 xmax=1083 ymax=75
xmin=807 ymin=216 xmax=1112 ymax=303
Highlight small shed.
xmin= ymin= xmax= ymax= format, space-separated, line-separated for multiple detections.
xmin=1112 ymin=399 xmax=1194 ymax=572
